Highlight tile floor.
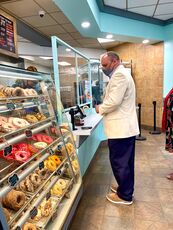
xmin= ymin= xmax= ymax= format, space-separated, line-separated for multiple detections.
xmin=69 ymin=130 xmax=173 ymax=230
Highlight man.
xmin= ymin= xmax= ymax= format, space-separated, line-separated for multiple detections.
xmin=95 ymin=51 xmax=139 ymax=205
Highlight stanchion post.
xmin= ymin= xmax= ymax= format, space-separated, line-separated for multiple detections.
xmin=149 ymin=101 xmax=161 ymax=135
xmin=136 ymin=103 xmax=146 ymax=141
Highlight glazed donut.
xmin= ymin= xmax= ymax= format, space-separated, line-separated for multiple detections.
xmin=15 ymin=150 xmax=31 ymax=163
xmin=0 ymin=116 xmax=8 ymax=124
xmin=2 ymin=190 xmax=26 ymax=210
xmin=57 ymin=178 xmax=67 ymax=190
xmin=22 ymin=222 xmax=37 ymax=230
xmin=27 ymin=89 xmax=38 ymax=96
xmin=33 ymin=208 xmax=42 ymax=221
xmin=40 ymin=200 xmax=52 ymax=217
xmin=33 ymin=142 xmax=47 ymax=150
xmin=35 ymin=113 xmax=46 ymax=121
xmin=12 ymin=87 xmax=25 ymax=97
xmin=66 ymin=143 xmax=74 ymax=154
xmin=28 ymin=144 xmax=38 ymax=154
xmin=25 ymin=114 xmax=38 ymax=123
xmin=44 ymin=159 xmax=57 ymax=172
xmin=29 ymin=173 xmax=41 ymax=187
xmin=1 ymin=122 xmax=16 ymax=133
xmin=0 ymin=91 xmax=5 ymax=98
xmin=49 ymin=155 xmax=61 ymax=166
xmin=3 ymin=208 xmax=10 ymax=222
xmin=41 ymin=135 xmax=53 ymax=144
xmin=35 ymin=168 xmax=49 ymax=180
xmin=51 ymin=183 xmax=63 ymax=197
xmin=72 ymin=160 xmax=79 ymax=171
xmin=12 ymin=118 xmax=30 ymax=128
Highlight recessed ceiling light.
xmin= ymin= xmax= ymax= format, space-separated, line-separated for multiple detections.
xmin=58 ymin=61 xmax=71 ymax=66
xmin=142 ymin=39 xmax=149 ymax=44
xmin=97 ymin=38 xmax=115 ymax=43
xmin=66 ymin=48 xmax=71 ymax=52
xmin=106 ymin=34 xmax=113 ymax=39
xmin=40 ymin=56 xmax=53 ymax=60
xmin=81 ymin=21 xmax=90 ymax=28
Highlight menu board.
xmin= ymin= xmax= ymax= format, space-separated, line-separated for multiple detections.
xmin=0 ymin=10 xmax=17 ymax=58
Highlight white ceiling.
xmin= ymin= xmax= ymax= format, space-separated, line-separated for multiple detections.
xmin=0 ymin=0 xmax=122 ymax=49
xmin=104 ymin=0 xmax=173 ymax=21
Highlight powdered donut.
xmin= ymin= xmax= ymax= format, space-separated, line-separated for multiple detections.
xmin=33 ymin=142 xmax=47 ymax=150
xmin=57 ymin=178 xmax=67 ymax=190
xmin=1 ymin=122 xmax=16 ymax=133
xmin=12 ymin=118 xmax=30 ymax=128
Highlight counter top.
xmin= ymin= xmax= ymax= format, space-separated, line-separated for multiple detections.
xmin=72 ymin=113 xmax=103 ymax=136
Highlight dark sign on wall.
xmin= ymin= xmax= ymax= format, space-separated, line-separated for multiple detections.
xmin=0 ymin=10 xmax=18 ymax=58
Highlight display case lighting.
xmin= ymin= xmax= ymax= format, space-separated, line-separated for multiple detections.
xmin=58 ymin=62 xmax=71 ymax=66
xmin=106 ymin=34 xmax=113 ymax=39
xmin=142 ymin=39 xmax=149 ymax=44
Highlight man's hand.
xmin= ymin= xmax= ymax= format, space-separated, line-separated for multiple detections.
xmin=95 ymin=105 xmax=100 ymax=113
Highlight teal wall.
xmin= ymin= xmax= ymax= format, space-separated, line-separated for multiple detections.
xmin=77 ymin=121 xmax=105 ymax=176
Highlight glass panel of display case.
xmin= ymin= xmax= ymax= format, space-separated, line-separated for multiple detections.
xmin=57 ymin=46 xmax=77 ymax=109
xmin=0 ymin=64 xmax=82 ymax=230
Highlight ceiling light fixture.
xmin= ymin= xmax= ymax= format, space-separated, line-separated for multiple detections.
xmin=40 ymin=56 xmax=53 ymax=60
xmin=106 ymin=34 xmax=113 ymax=39
xmin=97 ymin=38 xmax=115 ymax=43
xmin=66 ymin=48 xmax=71 ymax=52
xmin=142 ymin=39 xmax=149 ymax=44
xmin=58 ymin=61 xmax=71 ymax=66
xmin=81 ymin=21 xmax=90 ymax=28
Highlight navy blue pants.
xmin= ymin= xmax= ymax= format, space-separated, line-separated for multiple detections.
xmin=108 ymin=136 xmax=136 ymax=201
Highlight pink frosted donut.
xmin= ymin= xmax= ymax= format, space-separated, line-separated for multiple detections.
xmin=12 ymin=118 xmax=30 ymax=128
xmin=42 ymin=135 xmax=53 ymax=144
xmin=0 ymin=116 xmax=8 ymax=124
xmin=15 ymin=150 xmax=31 ymax=163
xmin=1 ymin=122 xmax=16 ymax=133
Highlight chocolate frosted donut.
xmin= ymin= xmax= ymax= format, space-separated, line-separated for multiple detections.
xmin=2 ymin=189 xmax=26 ymax=210
xmin=12 ymin=87 xmax=25 ymax=97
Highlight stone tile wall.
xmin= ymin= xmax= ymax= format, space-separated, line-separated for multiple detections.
xmin=109 ymin=42 xmax=164 ymax=128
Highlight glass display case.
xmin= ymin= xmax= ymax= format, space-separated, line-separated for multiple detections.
xmin=0 ymin=64 xmax=82 ymax=230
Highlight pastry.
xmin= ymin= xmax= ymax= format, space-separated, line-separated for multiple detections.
xmin=33 ymin=142 xmax=47 ymax=150
xmin=29 ymin=173 xmax=41 ymax=187
xmin=35 ymin=168 xmax=49 ymax=180
xmin=3 ymin=208 xmax=10 ymax=222
xmin=51 ymin=183 xmax=63 ymax=197
xmin=25 ymin=114 xmax=38 ymax=123
xmin=22 ymin=222 xmax=37 ymax=230
xmin=14 ymin=150 xmax=31 ymax=163
xmin=44 ymin=159 xmax=57 ymax=172
xmin=2 ymin=190 xmax=26 ymax=210
xmin=48 ymin=155 xmax=61 ymax=166
xmin=57 ymin=178 xmax=67 ymax=190
xmin=12 ymin=118 xmax=30 ymax=128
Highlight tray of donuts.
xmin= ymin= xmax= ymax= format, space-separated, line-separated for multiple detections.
xmin=1 ymin=189 xmax=30 ymax=225
xmin=0 ymin=85 xmax=38 ymax=100
xmin=0 ymin=133 xmax=56 ymax=164
xmin=29 ymin=197 xmax=58 ymax=229
xmin=15 ymin=168 xmax=51 ymax=196
xmin=49 ymin=177 xmax=73 ymax=199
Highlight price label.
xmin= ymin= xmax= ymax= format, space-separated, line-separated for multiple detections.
xmin=7 ymin=102 xmax=15 ymax=111
xmin=57 ymin=169 xmax=61 ymax=175
xmin=51 ymin=121 xmax=56 ymax=127
xmin=8 ymin=174 xmax=19 ymax=187
xmin=3 ymin=145 xmax=12 ymax=156
xmin=46 ymin=191 xmax=51 ymax=200
xmin=30 ymin=207 xmax=38 ymax=219
xmin=57 ymin=144 xmax=62 ymax=151
xmin=52 ymin=210 xmax=58 ymax=221
xmin=39 ymin=161 xmax=44 ymax=170
xmin=15 ymin=226 xmax=21 ymax=230
xmin=25 ymin=129 xmax=33 ymax=138
xmin=49 ymin=148 xmax=54 ymax=155
xmin=39 ymin=96 xmax=45 ymax=103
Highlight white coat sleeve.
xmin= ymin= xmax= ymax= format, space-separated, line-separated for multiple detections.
xmin=99 ymin=72 xmax=128 ymax=115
